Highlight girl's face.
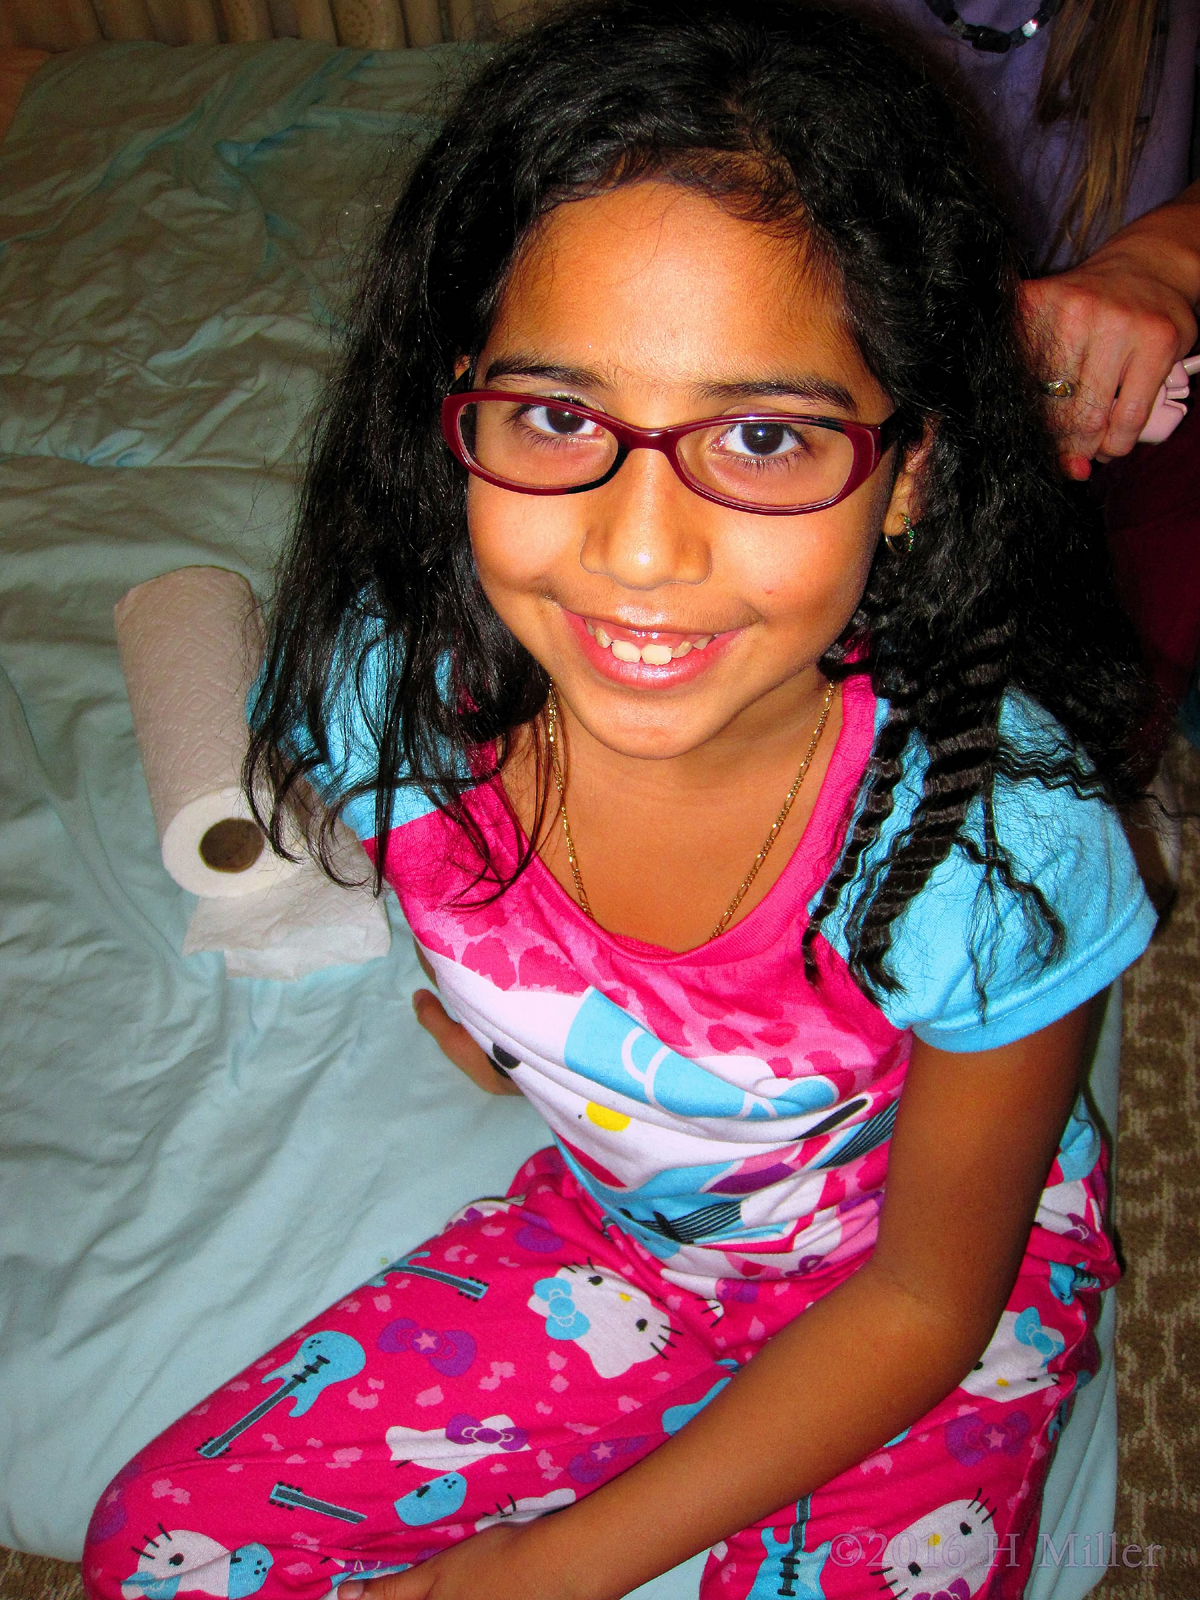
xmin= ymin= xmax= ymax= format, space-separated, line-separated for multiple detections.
xmin=466 ymin=180 xmax=921 ymax=763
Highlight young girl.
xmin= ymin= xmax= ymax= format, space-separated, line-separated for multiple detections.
xmin=85 ymin=3 xmax=1156 ymax=1598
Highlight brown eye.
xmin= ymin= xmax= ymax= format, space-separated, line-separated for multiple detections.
xmin=718 ymin=420 xmax=801 ymax=458
xmin=545 ymin=407 xmax=587 ymax=434
xmin=740 ymin=423 xmax=788 ymax=455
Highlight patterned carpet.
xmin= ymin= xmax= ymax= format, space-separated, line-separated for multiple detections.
xmin=1094 ymin=734 xmax=1200 ymax=1600
xmin=3 ymin=740 xmax=1198 ymax=1600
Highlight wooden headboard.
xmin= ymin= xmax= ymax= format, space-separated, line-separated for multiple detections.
xmin=0 ymin=0 xmax=521 ymax=52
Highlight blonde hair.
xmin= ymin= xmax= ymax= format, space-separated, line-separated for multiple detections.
xmin=1035 ymin=0 xmax=1165 ymax=264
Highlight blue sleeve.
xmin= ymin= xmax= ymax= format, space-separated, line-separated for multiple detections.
xmin=255 ymin=633 xmax=442 ymax=843
xmin=817 ymin=694 xmax=1156 ymax=1052
xmin=318 ymin=640 xmax=404 ymax=841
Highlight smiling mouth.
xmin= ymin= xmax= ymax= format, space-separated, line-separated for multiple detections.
xmin=584 ymin=618 xmax=716 ymax=665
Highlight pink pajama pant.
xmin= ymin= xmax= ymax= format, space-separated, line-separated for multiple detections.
xmin=83 ymin=1148 xmax=1107 ymax=1600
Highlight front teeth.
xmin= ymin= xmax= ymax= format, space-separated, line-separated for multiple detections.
xmin=640 ymin=643 xmax=674 ymax=665
xmin=586 ymin=621 xmax=712 ymax=665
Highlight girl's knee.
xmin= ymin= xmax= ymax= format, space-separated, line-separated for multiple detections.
xmin=83 ymin=1456 xmax=155 ymax=1599
xmin=82 ymin=1450 xmax=273 ymax=1600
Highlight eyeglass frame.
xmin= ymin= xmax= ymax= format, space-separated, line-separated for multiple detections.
xmin=439 ymin=388 xmax=905 ymax=516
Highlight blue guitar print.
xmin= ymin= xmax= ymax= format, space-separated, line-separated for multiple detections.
xmin=369 ymin=1251 xmax=488 ymax=1301
xmin=197 ymin=1332 xmax=365 ymax=1458
xmin=747 ymin=1496 xmax=831 ymax=1600
xmin=268 ymin=1483 xmax=367 ymax=1525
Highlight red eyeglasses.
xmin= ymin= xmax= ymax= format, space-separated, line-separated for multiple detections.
xmin=440 ymin=389 xmax=902 ymax=515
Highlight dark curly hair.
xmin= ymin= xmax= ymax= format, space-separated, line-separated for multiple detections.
xmin=248 ymin=0 xmax=1148 ymax=1001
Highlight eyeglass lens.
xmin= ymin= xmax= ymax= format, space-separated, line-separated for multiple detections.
xmin=460 ymin=398 xmax=857 ymax=509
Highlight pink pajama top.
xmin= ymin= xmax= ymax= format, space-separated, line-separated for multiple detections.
xmin=320 ymin=665 xmax=1154 ymax=1297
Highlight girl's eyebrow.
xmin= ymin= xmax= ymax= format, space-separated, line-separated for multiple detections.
xmin=698 ymin=377 xmax=859 ymax=414
xmin=483 ymin=358 xmax=597 ymax=388
xmin=482 ymin=357 xmax=858 ymax=415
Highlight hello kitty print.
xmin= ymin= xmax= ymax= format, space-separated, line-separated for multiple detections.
xmin=83 ymin=670 xmax=1150 ymax=1600
xmin=86 ymin=1149 xmax=1106 ymax=1600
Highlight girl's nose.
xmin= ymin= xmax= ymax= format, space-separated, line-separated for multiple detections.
xmin=577 ymin=447 xmax=711 ymax=590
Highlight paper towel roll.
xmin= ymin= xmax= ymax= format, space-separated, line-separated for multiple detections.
xmin=183 ymin=816 xmax=392 ymax=978
xmin=115 ymin=566 xmax=301 ymax=899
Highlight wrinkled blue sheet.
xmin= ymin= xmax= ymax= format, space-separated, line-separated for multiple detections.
xmin=0 ymin=40 xmax=1114 ymax=1597
xmin=0 ymin=38 xmax=557 ymax=1566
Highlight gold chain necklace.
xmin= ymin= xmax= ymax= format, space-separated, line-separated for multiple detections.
xmin=544 ymin=678 xmax=836 ymax=942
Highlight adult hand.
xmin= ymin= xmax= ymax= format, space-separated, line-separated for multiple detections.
xmin=411 ymin=939 xmax=522 ymax=1095
xmin=1020 ymin=182 xmax=1200 ymax=479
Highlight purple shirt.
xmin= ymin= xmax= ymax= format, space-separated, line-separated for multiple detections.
xmin=881 ymin=0 xmax=1199 ymax=266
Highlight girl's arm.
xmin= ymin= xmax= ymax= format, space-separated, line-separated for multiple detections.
xmin=410 ymin=943 xmax=522 ymax=1096
xmin=1022 ymin=179 xmax=1200 ymax=477
xmin=372 ymin=1001 xmax=1094 ymax=1600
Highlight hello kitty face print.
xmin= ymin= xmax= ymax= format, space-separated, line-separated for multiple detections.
xmin=874 ymin=1495 xmax=996 ymax=1600
xmin=959 ymin=1308 xmax=1065 ymax=1404
xmin=474 ymin=1489 xmax=577 ymax=1533
xmin=385 ymin=1412 xmax=530 ymax=1470
xmin=122 ymin=1531 xmax=272 ymax=1600
xmin=527 ymin=1265 xmax=673 ymax=1377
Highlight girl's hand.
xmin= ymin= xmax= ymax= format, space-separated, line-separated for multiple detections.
xmin=412 ymin=940 xmax=522 ymax=1096
xmin=357 ymin=1006 xmax=1094 ymax=1600
xmin=341 ymin=1524 xmax=565 ymax=1600
xmin=1020 ymin=181 xmax=1200 ymax=480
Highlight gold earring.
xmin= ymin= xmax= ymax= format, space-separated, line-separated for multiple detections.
xmin=884 ymin=513 xmax=915 ymax=558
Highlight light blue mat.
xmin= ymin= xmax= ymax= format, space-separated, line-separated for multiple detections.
xmin=0 ymin=42 xmax=1116 ymax=1594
